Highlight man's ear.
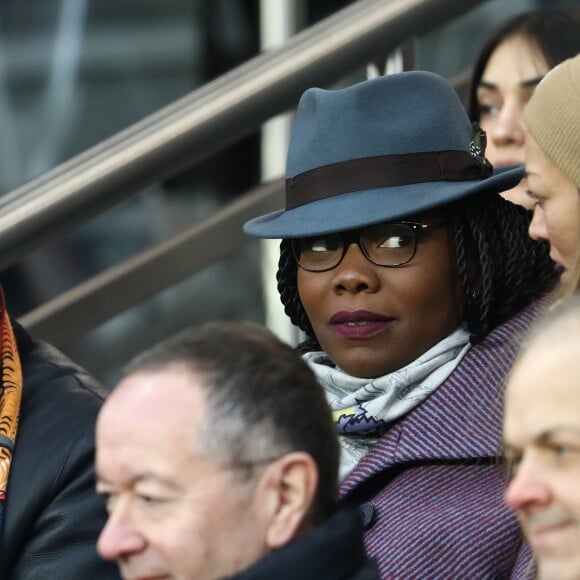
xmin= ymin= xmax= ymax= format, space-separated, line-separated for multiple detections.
xmin=256 ymin=451 xmax=318 ymax=550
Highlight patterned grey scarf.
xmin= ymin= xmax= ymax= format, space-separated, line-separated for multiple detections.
xmin=302 ymin=325 xmax=471 ymax=479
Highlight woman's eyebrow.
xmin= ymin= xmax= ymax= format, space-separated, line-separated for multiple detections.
xmin=477 ymin=76 xmax=545 ymax=91
xmin=477 ymin=80 xmax=498 ymax=91
xmin=520 ymin=75 xmax=544 ymax=89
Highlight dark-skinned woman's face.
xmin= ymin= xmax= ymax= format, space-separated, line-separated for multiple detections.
xmin=296 ymin=211 xmax=465 ymax=379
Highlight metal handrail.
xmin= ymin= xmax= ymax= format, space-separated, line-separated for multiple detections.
xmin=0 ymin=0 xmax=487 ymax=273
xmin=21 ymin=179 xmax=285 ymax=345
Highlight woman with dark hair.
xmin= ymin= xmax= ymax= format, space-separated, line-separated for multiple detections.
xmin=244 ymin=71 xmax=557 ymax=577
xmin=467 ymin=6 xmax=580 ymax=209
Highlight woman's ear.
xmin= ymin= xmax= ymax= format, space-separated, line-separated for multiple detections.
xmin=255 ymin=451 xmax=319 ymax=550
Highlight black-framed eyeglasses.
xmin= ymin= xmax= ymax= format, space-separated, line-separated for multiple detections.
xmin=292 ymin=221 xmax=441 ymax=272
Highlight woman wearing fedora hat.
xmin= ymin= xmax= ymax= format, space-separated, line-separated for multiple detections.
xmin=245 ymin=71 xmax=558 ymax=577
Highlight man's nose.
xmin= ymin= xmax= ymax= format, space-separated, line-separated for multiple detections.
xmin=97 ymin=505 xmax=147 ymax=562
xmin=504 ymin=459 xmax=551 ymax=513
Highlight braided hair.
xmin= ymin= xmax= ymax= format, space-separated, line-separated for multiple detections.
xmin=276 ymin=194 xmax=558 ymax=352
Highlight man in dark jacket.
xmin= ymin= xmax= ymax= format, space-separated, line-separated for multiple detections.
xmin=96 ymin=321 xmax=378 ymax=580
xmin=0 ymin=314 xmax=119 ymax=578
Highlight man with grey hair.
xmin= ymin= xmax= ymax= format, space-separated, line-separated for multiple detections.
xmin=95 ymin=321 xmax=377 ymax=580
xmin=504 ymin=295 xmax=580 ymax=579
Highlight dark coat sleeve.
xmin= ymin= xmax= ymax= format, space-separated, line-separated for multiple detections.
xmin=5 ymin=430 xmax=119 ymax=579
xmin=0 ymin=324 xmax=120 ymax=579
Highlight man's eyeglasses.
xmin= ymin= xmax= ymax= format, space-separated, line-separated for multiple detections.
xmin=292 ymin=221 xmax=441 ymax=272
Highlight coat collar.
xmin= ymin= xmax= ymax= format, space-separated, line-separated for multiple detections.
xmin=228 ymin=507 xmax=377 ymax=580
xmin=340 ymin=298 xmax=548 ymax=496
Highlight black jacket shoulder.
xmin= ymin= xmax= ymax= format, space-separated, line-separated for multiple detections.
xmin=0 ymin=322 xmax=120 ymax=579
xmin=229 ymin=506 xmax=379 ymax=580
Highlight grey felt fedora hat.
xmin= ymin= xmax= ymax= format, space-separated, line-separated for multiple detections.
xmin=244 ymin=70 xmax=523 ymax=239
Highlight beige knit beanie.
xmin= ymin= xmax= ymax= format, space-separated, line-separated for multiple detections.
xmin=524 ymin=54 xmax=580 ymax=188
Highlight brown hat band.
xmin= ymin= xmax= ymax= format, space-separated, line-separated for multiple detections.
xmin=285 ymin=150 xmax=492 ymax=210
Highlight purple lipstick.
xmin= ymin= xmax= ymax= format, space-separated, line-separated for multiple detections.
xmin=330 ymin=310 xmax=394 ymax=339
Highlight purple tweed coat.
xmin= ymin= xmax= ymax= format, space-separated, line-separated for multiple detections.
xmin=338 ymin=299 xmax=546 ymax=579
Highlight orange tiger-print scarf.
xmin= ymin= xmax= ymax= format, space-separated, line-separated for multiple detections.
xmin=0 ymin=286 xmax=22 ymax=500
